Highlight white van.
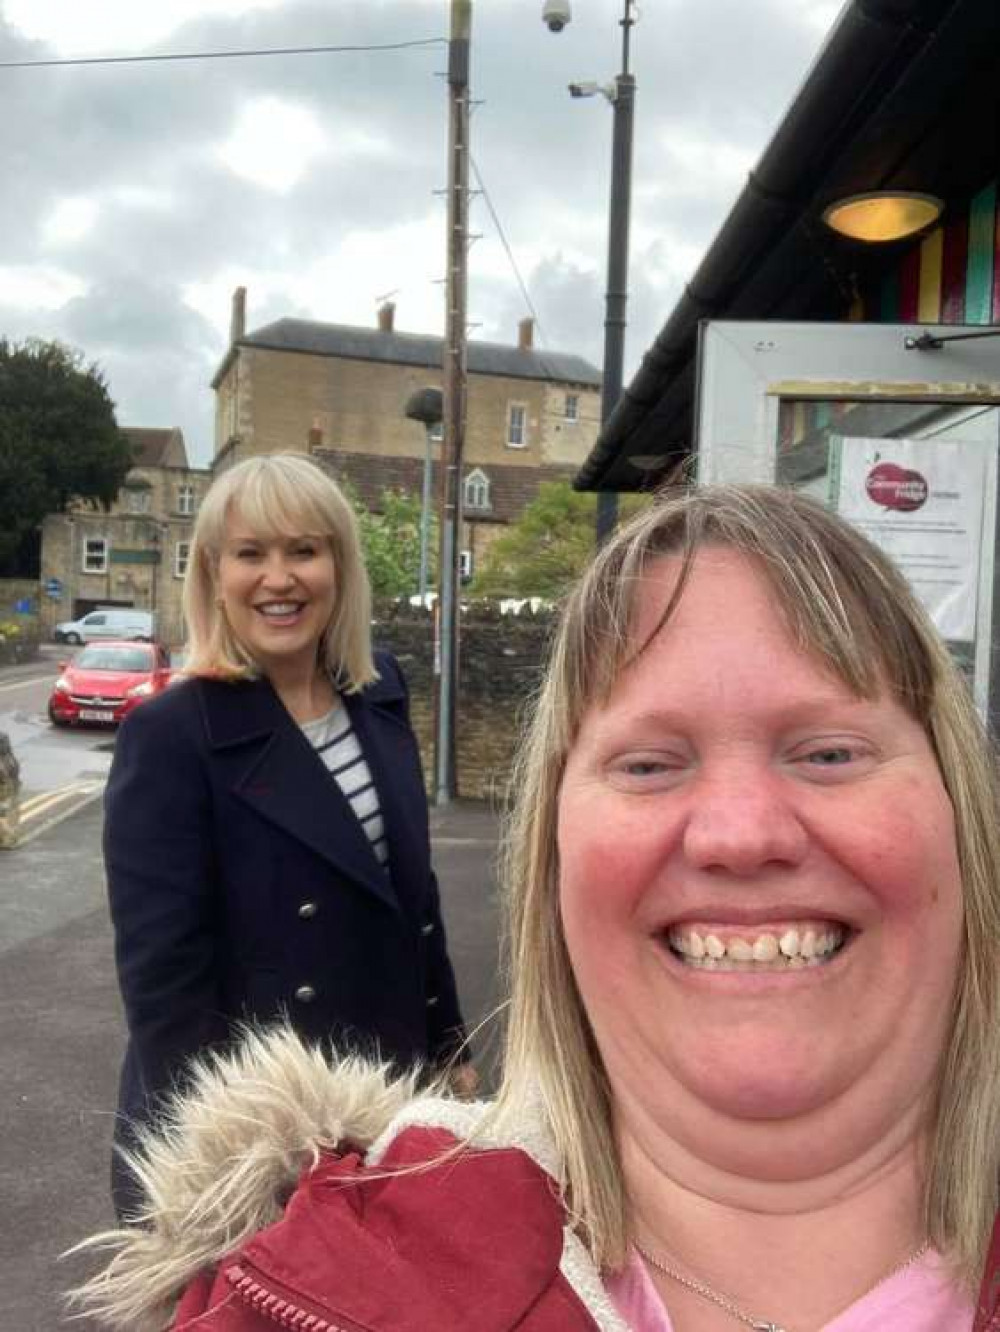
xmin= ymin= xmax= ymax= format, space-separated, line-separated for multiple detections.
xmin=54 ymin=608 xmax=156 ymax=645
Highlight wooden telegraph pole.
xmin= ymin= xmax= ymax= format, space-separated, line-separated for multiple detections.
xmin=435 ymin=0 xmax=471 ymax=804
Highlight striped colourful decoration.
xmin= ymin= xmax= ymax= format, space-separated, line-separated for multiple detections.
xmin=875 ymin=179 xmax=999 ymax=325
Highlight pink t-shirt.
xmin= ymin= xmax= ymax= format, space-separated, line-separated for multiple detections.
xmin=604 ymin=1248 xmax=975 ymax=1331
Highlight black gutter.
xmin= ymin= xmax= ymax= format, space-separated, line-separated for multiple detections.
xmin=575 ymin=0 xmax=960 ymax=490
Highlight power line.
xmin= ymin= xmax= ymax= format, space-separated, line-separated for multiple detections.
xmin=471 ymin=154 xmax=549 ymax=352
xmin=0 ymin=37 xmax=446 ymax=71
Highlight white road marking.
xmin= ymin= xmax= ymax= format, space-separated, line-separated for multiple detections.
xmin=13 ymin=780 xmax=105 ymax=846
xmin=0 ymin=675 xmax=53 ymax=695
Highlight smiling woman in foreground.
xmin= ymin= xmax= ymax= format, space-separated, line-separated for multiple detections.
xmin=76 ymin=485 xmax=999 ymax=1331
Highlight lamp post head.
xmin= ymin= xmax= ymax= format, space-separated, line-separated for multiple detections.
xmin=405 ymin=386 xmax=444 ymax=428
xmin=542 ymin=0 xmax=571 ymax=33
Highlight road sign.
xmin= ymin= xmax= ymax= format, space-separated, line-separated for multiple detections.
xmin=44 ymin=578 xmax=62 ymax=599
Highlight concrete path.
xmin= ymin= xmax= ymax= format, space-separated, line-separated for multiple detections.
xmin=0 ymin=796 xmax=502 ymax=1330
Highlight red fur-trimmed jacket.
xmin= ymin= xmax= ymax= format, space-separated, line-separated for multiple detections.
xmin=72 ymin=1029 xmax=1000 ymax=1332
xmin=171 ymin=1126 xmax=606 ymax=1330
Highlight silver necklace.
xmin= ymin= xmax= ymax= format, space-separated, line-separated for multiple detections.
xmin=634 ymin=1239 xmax=930 ymax=1332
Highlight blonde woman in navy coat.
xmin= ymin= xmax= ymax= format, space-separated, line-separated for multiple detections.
xmin=105 ymin=453 xmax=471 ymax=1217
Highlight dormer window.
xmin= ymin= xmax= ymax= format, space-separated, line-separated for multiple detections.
xmin=463 ymin=468 xmax=491 ymax=511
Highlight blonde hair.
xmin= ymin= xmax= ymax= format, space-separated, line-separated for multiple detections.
xmin=183 ymin=454 xmax=376 ymax=691
xmin=494 ymin=483 xmax=1000 ymax=1283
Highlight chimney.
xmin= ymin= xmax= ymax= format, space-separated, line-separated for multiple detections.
xmin=307 ymin=418 xmax=324 ymax=450
xmin=377 ymin=301 xmax=396 ymax=333
xmin=517 ymin=317 xmax=534 ymax=351
xmin=230 ymin=286 xmax=247 ymax=344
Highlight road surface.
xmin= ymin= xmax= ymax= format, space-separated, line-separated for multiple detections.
xmin=0 ymin=649 xmax=113 ymax=841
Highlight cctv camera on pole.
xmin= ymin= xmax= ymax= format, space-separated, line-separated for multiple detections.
xmin=542 ymin=0 xmax=571 ymax=33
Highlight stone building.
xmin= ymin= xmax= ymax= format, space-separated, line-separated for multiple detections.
xmin=211 ymin=289 xmax=602 ymax=579
xmin=39 ymin=427 xmax=211 ymax=646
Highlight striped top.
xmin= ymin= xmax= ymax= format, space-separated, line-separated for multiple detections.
xmin=300 ymin=704 xmax=389 ymax=867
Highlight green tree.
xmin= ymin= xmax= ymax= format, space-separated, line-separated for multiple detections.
xmin=0 ymin=338 xmax=132 ymax=571
xmin=470 ymin=481 xmax=651 ymax=599
xmin=347 ymin=484 xmax=436 ymax=599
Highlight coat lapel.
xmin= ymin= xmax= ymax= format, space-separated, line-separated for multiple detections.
xmin=344 ymin=665 xmax=429 ymax=904
xmin=197 ymin=676 xmax=399 ymax=911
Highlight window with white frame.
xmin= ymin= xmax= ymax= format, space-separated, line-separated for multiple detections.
xmin=564 ymin=393 xmax=579 ymax=422
xmin=506 ymin=403 xmax=527 ymax=448
xmin=459 ymin=550 xmax=473 ymax=581
xmin=82 ymin=536 xmax=108 ymax=574
xmin=177 ymin=484 xmax=195 ymax=515
xmin=126 ymin=488 xmax=152 ymax=514
xmin=174 ymin=541 xmax=191 ymax=579
xmin=463 ymin=468 xmax=491 ymax=511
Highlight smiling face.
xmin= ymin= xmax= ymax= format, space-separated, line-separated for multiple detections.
xmin=215 ymin=510 xmax=337 ymax=681
xmin=556 ymin=546 xmax=963 ymax=1176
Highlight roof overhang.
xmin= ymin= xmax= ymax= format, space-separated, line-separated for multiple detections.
xmin=576 ymin=0 xmax=1000 ymax=491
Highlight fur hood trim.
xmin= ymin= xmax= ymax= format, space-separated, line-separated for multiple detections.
xmin=70 ymin=1026 xmax=629 ymax=1332
xmin=69 ymin=1028 xmax=421 ymax=1331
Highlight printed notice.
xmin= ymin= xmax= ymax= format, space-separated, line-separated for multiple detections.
xmin=829 ymin=435 xmax=986 ymax=642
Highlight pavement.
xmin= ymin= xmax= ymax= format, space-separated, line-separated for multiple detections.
xmin=0 ymin=792 xmax=502 ymax=1331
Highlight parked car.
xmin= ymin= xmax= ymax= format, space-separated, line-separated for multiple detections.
xmin=53 ymin=608 xmax=156 ymax=645
xmin=48 ymin=640 xmax=173 ymax=727
xmin=166 ymin=646 xmax=190 ymax=685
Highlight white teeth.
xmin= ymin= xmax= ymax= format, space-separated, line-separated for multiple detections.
xmin=259 ymin=603 xmax=300 ymax=616
xmin=752 ymin=934 xmax=779 ymax=962
xmin=667 ymin=922 xmax=847 ymax=971
xmin=779 ymin=928 xmax=800 ymax=958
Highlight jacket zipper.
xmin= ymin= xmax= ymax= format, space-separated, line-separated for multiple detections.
xmin=225 ymin=1262 xmax=367 ymax=1332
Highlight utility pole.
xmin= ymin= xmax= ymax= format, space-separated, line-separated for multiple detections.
xmin=435 ymin=0 xmax=471 ymax=804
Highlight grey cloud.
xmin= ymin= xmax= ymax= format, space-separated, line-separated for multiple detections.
xmin=0 ymin=0 xmax=837 ymax=463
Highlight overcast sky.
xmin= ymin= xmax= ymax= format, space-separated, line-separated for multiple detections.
xmin=0 ymin=0 xmax=842 ymax=466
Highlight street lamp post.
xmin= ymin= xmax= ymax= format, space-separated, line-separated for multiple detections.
xmin=404 ymin=386 xmax=444 ymax=603
xmin=546 ymin=0 xmax=637 ymax=544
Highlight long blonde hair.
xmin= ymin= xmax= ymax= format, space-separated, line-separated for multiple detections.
xmin=182 ymin=454 xmax=376 ymax=691
xmin=495 ymin=483 xmax=1000 ymax=1283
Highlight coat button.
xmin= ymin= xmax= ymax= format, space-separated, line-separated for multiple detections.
xmin=294 ymin=985 xmax=317 ymax=1004
xmin=298 ymin=901 xmax=319 ymax=919
xmin=421 ymin=922 xmax=435 ymax=936
xmin=426 ymin=994 xmax=439 ymax=1008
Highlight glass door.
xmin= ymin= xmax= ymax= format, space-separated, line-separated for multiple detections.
xmin=695 ymin=321 xmax=1000 ymax=720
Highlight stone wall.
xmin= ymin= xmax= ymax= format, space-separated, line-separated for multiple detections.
xmin=0 ymin=732 xmax=20 ymax=849
xmin=217 ymin=344 xmax=600 ymax=472
xmin=0 ymin=579 xmax=41 ymax=665
xmin=373 ymin=601 xmax=556 ymax=804
xmin=0 ymin=578 xmax=38 ymax=617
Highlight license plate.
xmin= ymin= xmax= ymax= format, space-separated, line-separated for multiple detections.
xmin=79 ymin=708 xmax=116 ymax=722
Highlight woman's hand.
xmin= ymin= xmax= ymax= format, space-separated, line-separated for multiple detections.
xmin=449 ymin=1062 xmax=480 ymax=1100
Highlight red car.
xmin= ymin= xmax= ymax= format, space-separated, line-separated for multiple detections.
xmin=48 ymin=639 xmax=173 ymax=727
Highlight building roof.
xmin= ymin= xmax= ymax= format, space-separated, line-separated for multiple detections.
xmin=312 ymin=448 xmax=576 ymax=526
xmin=576 ymin=0 xmax=1000 ymax=491
xmin=123 ymin=426 xmax=188 ymax=469
xmin=229 ymin=318 xmax=601 ymax=389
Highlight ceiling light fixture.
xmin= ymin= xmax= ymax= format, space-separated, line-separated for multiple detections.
xmin=822 ymin=191 xmax=943 ymax=243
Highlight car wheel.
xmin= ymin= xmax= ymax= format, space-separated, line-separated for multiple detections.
xmin=65 ymin=632 xmax=82 ymax=645
xmin=48 ymin=703 xmax=70 ymax=728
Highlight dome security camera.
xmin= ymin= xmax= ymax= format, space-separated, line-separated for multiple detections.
xmin=542 ymin=0 xmax=572 ymax=33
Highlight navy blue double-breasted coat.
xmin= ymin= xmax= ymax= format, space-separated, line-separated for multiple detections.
xmin=105 ymin=652 xmax=467 ymax=1187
